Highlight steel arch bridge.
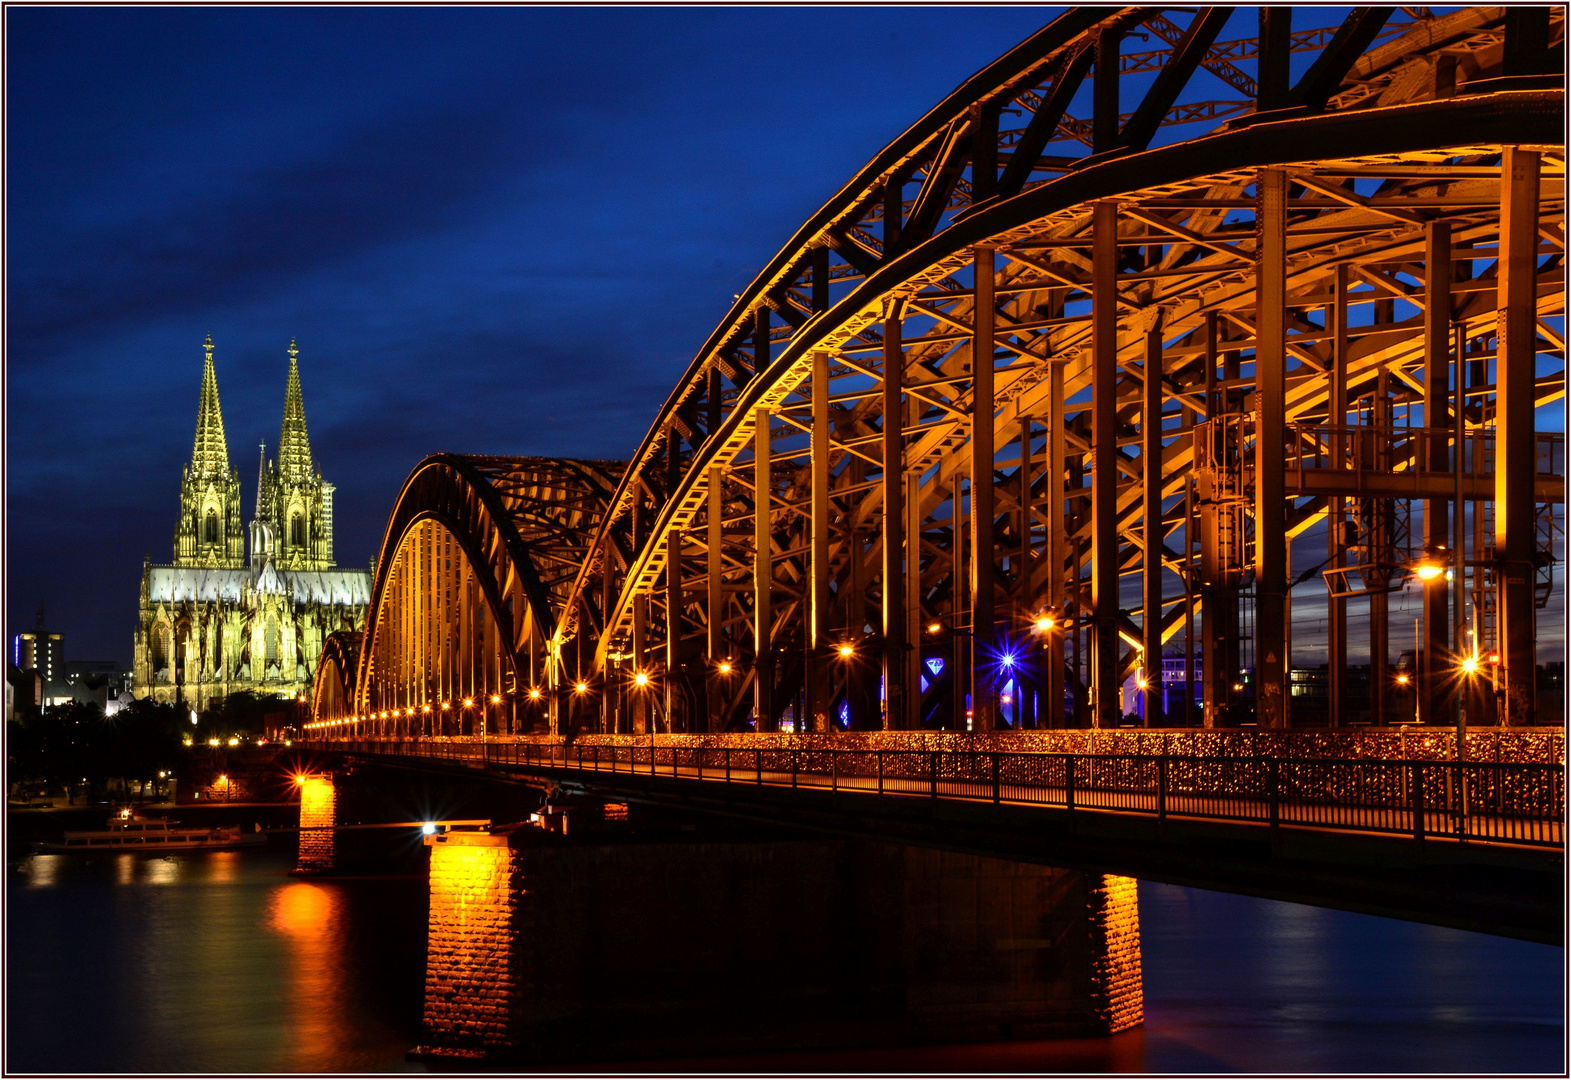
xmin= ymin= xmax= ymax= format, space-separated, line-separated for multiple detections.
xmin=312 ymin=6 xmax=1565 ymax=742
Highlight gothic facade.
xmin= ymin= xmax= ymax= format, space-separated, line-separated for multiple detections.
xmin=133 ymin=337 xmax=370 ymax=708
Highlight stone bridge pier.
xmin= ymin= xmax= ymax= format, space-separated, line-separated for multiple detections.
xmin=414 ymin=821 xmax=1141 ymax=1065
xmin=292 ymin=773 xmax=337 ymax=875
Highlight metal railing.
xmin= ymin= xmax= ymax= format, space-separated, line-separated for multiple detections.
xmin=314 ymin=738 xmax=1565 ymax=849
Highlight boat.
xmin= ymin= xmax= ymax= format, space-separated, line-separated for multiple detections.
xmin=32 ymin=814 xmax=267 ymax=855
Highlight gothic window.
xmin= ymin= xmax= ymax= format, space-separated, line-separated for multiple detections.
xmin=266 ymin=617 xmax=280 ymax=664
xmin=291 ymin=514 xmax=304 ymax=546
xmin=205 ymin=510 xmax=219 ymax=544
xmin=153 ymin=624 xmax=171 ymax=670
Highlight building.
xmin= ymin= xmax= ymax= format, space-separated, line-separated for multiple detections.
xmin=132 ymin=337 xmax=370 ymax=708
xmin=13 ymin=604 xmax=63 ymax=688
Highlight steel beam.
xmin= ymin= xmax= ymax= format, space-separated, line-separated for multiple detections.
xmin=1254 ymin=167 xmax=1288 ymax=728
xmin=1497 ymin=146 xmax=1540 ymax=726
xmin=1143 ymin=320 xmax=1165 ymax=727
xmin=972 ymin=246 xmax=998 ymax=730
xmin=810 ymin=350 xmax=831 ymax=731
xmin=882 ymin=309 xmax=907 ymax=730
xmin=754 ymin=407 xmax=774 ymax=732
xmin=1091 ymin=200 xmax=1119 ymax=727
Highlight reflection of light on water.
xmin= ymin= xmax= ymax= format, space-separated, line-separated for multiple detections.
xmin=25 ymin=856 xmax=60 ymax=888
xmin=116 ymin=854 xmax=136 ymax=885
xmin=144 ymin=857 xmax=180 ymax=885
xmin=207 ymin=851 xmax=238 ymax=884
xmin=265 ymin=881 xmax=345 ymax=1070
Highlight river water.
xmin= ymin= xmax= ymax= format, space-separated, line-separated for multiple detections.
xmin=7 ymin=847 xmax=1562 ymax=1073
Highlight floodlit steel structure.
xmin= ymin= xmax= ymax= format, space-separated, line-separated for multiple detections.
xmin=316 ymin=7 xmax=1565 ymax=739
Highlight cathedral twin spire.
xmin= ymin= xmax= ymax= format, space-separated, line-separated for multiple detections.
xmin=189 ymin=336 xmax=314 ymax=484
xmin=181 ymin=336 xmax=330 ymax=570
xmin=190 ymin=334 xmax=231 ymax=479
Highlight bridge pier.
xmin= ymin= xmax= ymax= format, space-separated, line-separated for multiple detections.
xmin=413 ymin=824 xmax=1141 ymax=1065
xmin=292 ymin=773 xmax=336 ymax=875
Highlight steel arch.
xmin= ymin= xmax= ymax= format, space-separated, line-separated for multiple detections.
xmin=346 ymin=454 xmax=622 ymax=728
xmin=552 ymin=6 xmax=1564 ymax=733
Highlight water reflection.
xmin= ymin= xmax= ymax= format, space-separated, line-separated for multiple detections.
xmin=266 ymin=881 xmax=347 ymax=1071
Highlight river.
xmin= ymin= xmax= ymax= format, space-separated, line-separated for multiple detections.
xmin=6 ymin=847 xmax=1562 ymax=1073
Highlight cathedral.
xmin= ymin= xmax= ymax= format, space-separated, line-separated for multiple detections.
xmin=132 ymin=337 xmax=371 ymax=708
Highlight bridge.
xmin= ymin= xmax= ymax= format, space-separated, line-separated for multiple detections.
xmin=300 ymin=4 xmax=1565 ymax=958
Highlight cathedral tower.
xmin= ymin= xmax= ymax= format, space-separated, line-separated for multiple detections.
xmin=174 ymin=336 xmax=244 ymax=568
xmin=258 ymin=340 xmax=335 ymax=570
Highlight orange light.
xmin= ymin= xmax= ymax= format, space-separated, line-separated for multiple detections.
xmin=1395 ymin=673 xmax=1410 ymax=686
xmin=1485 ymin=651 xmax=1500 ymax=665
xmin=634 ymin=671 xmax=650 ymax=687
xmin=529 ymin=687 xmax=542 ymax=700
xmin=1414 ymin=560 xmax=1445 ymax=581
xmin=490 ymin=694 xmax=501 ymax=704
xmin=422 ymin=704 xmax=431 ymax=713
xmin=441 ymin=702 xmax=450 ymax=710
xmin=463 ymin=698 xmax=474 ymax=708
xmin=1462 ymin=655 xmax=1479 ymax=675
xmin=1136 ymin=679 xmax=1148 ymax=691
xmin=574 ymin=682 xmax=588 ymax=694
xmin=294 ymin=774 xmax=306 ymax=785
xmin=927 ymin=622 xmax=941 ymax=634
xmin=838 ymin=644 xmax=855 ymax=658
xmin=1035 ymin=615 xmax=1054 ymax=632
xmin=718 ymin=660 xmax=732 ymax=675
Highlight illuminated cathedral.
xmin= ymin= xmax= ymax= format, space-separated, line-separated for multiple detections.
xmin=132 ymin=337 xmax=370 ymax=708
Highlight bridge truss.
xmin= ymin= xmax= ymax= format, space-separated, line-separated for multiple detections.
xmin=312 ymin=6 xmax=1565 ymax=740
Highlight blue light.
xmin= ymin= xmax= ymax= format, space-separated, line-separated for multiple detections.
xmin=925 ymin=657 xmax=945 ymax=677
xmin=1000 ymin=653 xmax=1015 ymax=669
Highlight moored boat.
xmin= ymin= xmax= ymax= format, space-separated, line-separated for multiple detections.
xmin=33 ymin=814 xmax=267 ymax=854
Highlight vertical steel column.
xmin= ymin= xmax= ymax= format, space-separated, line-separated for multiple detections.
xmin=972 ymin=245 xmax=998 ymax=730
xmin=905 ymin=470 xmax=923 ymax=728
xmin=810 ymin=350 xmax=831 ymax=732
xmin=1091 ymin=200 xmax=1120 ymax=728
xmin=951 ymin=473 xmax=969 ymax=729
xmin=1422 ymin=222 xmax=1453 ymax=727
xmin=1256 ymin=8 xmax=1292 ymax=111
xmin=1143 ymin=321 xmax=1165 ymax=727
xmin=882 ymin=306 xmax=908 ymax=730
xmin=1019 ymin=415 xmax=1035 ymax=727
xmin=666 ymin=529 xmax=682 ymax=732
xmin=1328 ymin=264 xmax=1348 ymax=727
xmin=707 ymin=466 xmax=724 ymax=657
xmin=632 ymin=593 xmax=647 ymax=735
xmin=754 ymin=406 xmax=774 ymax=732
xmin=1047 ymin=360 xmax=1066 ymax=727
xmin=1093 ymin=25 xmax=1121 ymax=154
xmin=1254 ymin=168 xmax=1288 ymax=728
xmin=1496 ymin=146 xmax=1540 ymax=725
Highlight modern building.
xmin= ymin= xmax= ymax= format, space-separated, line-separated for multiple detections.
xmin=131 ymin=337 xmax=370 ymax=708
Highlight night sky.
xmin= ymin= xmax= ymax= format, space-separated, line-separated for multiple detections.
xmin=7 ymin=6 xmax=1064 ymax=664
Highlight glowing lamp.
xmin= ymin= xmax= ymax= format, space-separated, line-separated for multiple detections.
xmin=838 ymin=644 xmax=855 ymax=658
xmin=634 ymin=672 xmax=650 ymax=687
xmin=421 ymin=822 xmax=437 ymax=836
xmin=1462 ymin=655 xmax=1479 ymax=675
xmin=490 ymin=694 xmax=501 ymax=704
xmin=1232 ymin=682 xmax=1244 ymax=692
xmin=1485 ymin=651 xmax=1500 ymax=665
xmin=529 ymin=687 xmax=542 ymax=700
xmin=1034 ymin=616 xmax=1054 ymax=632
xmin=208 ymin=738 xmax=220 ymax=747
xmin=294 ymin=774 xmax=306 ymax=785
xmin=1414 ymin=561 xmax=1445 ymax=582
xmin=999 ymin=653 xmax=1015 ymax=669
xmin=463 ymin=698 xmax=474 ymax=708
xmin=1136 ymin=679 xmax=1148 ymax=691
xmin=574 ymin=682 xmax=588 ymax=694
xmin=718 ymin=661 xmax=732 ymax=675
xmin=927 ymin=622 xmax=941 ymax=634
xmin=441 ymin=702 xmax=450 ymax=710
xmin=1395 ymin=673 xmax=1410 ymax=686
xmin=423 ymin=704 xmax=432 ymax=713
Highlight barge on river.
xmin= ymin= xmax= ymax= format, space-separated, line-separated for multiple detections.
xmin=33 ymin=816 xmax=266 ymax=854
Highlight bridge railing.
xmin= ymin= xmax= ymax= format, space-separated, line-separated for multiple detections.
xmin=319 ymin=739 xmax=1564 ymax=848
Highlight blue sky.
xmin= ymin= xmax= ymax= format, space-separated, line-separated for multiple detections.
xmin=7 ymin=6 xmax=1064 ymax=662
